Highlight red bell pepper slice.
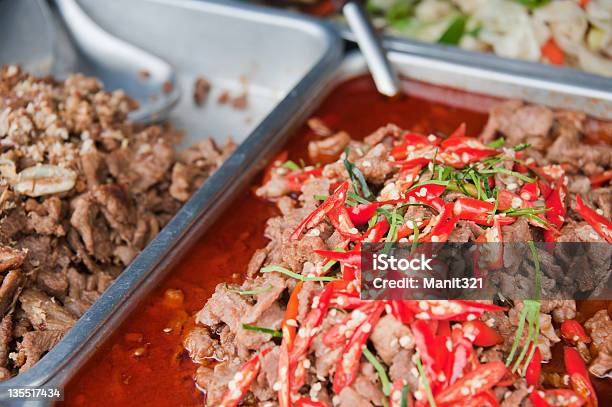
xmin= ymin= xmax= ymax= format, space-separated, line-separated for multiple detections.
xmin=575 ymin=195 xmax=612 ymax=242
xmin=589 ymin=170 xmax=612 ymax=188
xmin=461 ymin=320 xmax=503 ymax=347
xmin=560 ymin=320 xmax=591 ymax=345
xmin=525 ymin=345 xmax=542 ymax=387
xmin=332 ymin=302 xmax=384 ymax=394
xmin=434 ymin=361 xmax=506 ymax=405
xmin=530 ymin=389 xmax=585 ymax=407
xmin=291 ymin=182 xmax=349 ymax=240
xmin=219 ymin=347 xmax=273 ymax=407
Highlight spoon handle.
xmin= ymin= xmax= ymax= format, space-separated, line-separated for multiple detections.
xmin=342 ymin=1 xmax=400 ymax=97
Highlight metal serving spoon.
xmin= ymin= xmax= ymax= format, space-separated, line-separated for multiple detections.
xmin=0 ymin=0 xmax=179 ymax=121
xmin=51 ymin=0 xmax=180 ymax=123
xmin=342 ymin=0 xmax=400 ymax=97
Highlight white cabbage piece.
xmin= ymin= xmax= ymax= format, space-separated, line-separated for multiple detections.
xmin=534 ymin=0 xmax=612 ymax=75
xmin=585 ymin=0 xmax=612 ymax=56
xmin=472 ymin=0 xmax=541 ymax=61
xmin=12 ymin=164 xmax=77 ymax=197
xmin=415 ymin=0 xmax=456 ymax=22
xmin=451 ymin=0 xmax=488 ymax=14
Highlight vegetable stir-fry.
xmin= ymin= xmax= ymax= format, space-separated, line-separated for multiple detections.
xmin=363 ymin=0 xmax=612 ymax=76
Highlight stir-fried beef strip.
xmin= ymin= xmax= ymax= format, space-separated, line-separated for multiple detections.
xmin=186 ymin=98 xmax=611 ymax=406
xmin=0 ymin=65 xmax=235 ymax=378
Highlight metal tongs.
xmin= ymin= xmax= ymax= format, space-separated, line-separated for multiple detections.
xmin=340 ymin=0 xmax=400 ymax=97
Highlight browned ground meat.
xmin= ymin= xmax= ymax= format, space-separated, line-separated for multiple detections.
xmin=0 ymin=65 xmax=234 ymax=378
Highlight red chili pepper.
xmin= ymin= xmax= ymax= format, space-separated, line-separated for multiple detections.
xmin=575 ymin=195 xmax=612 ymax=242
xmin=530 ymin=389 xmax=585 ymax=407
xmin=388 ymin=300 xmax=415 ymax=324
xmin=411 ymin=319 xmax=439 ymax=378
xmin=525 ymin=346 xmax=542 ymax=387
xmin=285 ymin=167 xmax=324 ymax=192
xmin=451 ymin=390 xmax=501 ymax=407
xmin=434 ymin=361 xmax=506 ymax=405
xmin=404 ymin=132 xmax=440 ymax=145
xmin=570 ymin=373 xmax=598 ymax=407
xmin=564 ymin=347 xmax=592 ymax=386
xmin=219 ymin=347 xmax=273 ymax=407
xmin=391 ymin=157 xmax=433 ymax=168
xmin=291 ymin=182 xmax=350 ymax=240
xmin=560 ymin=320 xmax=591 ymax=345
xmin=453 ymin=197 xmax=516 ymax=226
xmin=328 ymin=204 xmax=362 ymax=240
xmin=520 ymin=182 xmax=540 ymax=201
xmin=277 ymin=339 xmax=292 ymax=407
xmin=324 ymin=302 xmax=380 ymax=349
xmin=391 ymin=143 xmax=436 ymax=161
xmin=397 ymin=165 xmax=422 ymax=191
xmin=347 ymin=202 xmax=379 ymax=226
xmin=441 ymin=123 xmax=467 ymax=147
xmin=289 ymin=282 xmax=337 ymax=365
xmin=283 ymin=282 xmax=303 ymax=343
xmin=364 ymin=216 xmax=390 ymax=243
xmin=294 ymin=397 xmax=327 ymax=407
xmin=589 ymin=170 xmax=612 ymax=188
xmin=462 ymin=320 xmax=503 ymax=347
xmin=447 ymin=329 xmax=473 ymax=386
xmin=419 ymin=216 xmax=458 ymax=243
xmin=545 ymin=180 xmax=567 ymax=229
xmin=332 ymin=302 xmax=384 ymax=394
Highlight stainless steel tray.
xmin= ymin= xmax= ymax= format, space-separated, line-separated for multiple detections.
xmin=336 ymin=49 xmax=612 ymax=119
xmin=0 ymin=0 xmax=341 ymax=401
xmin=47 ymin=49 xmax=612 ymax=406
xmin=335 ymin=22 xmax=612 ymax=100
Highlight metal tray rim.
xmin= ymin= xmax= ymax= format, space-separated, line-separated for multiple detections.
xmin=0 ymin=0 xmax=342 ymax=396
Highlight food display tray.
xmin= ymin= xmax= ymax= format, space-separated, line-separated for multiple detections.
xmin=0 ymin=0 xmax=341 ymax=401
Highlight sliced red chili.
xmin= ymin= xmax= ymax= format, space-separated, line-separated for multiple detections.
xmin=294 ymin=397 xmax=327 ymax=407
xmin=328 ymin=204 xmax=362 ymax=240
xmin=453 ymin=197 xmax=516 ymax=226
xmin=347 ymin=202 xmax=379 ymax=226
xmin=560 ymin=320 xmax=591 ymax=345
xmin=434 ymin=361 xmax=506 ymax=405
xmin=291 ymin=182 xmax=349 ymax=240
xmin=570 ymin=373 xmax=598 ymax=407
xmin=575 ymin=195 xmax=612 ymax=242
xmin=285 ymin=167 xmax=324 ymax=192
xmin=389 ymin=379 xmax=413 ymax=407
xmin=589 ymin=170 xmax=612 ymax=188
xmin=219 ymin=347 xmax=273 ymax=407
xmin=530 ymin=389 xmax=585 ymax=407
xmin=262 ymin=150 xmax=288 ymax=185
xmin=332 ymin=302 xmax=384 ymax=394
xmin=461 ymin=320 xmax=503 ymax=347
xmin=363 ymin=216 xmax=390 ymax=243
xmin=525 ymin=345 xmax=542 ymax=387
xmin=397 ymin=165 xmax=422 ymax=191
xmin=520 ymin=182 xmax=540 ymax=201
xmin=324 ymin=302 xmax=380 ymax=349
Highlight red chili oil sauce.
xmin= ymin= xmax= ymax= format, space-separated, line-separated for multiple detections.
xmin=60 ymin=75 xmax=611 ymax=406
